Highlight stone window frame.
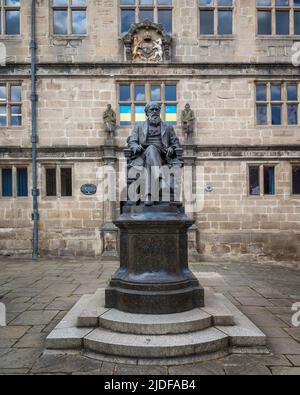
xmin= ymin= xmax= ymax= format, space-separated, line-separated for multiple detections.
xmin=117 ymin=81 xmax=178 ymax=126
xmin=0 ymin=82 xmax=22 ymax=128
xmin=0 ymin=0 xmax=20 ymax=36
xmin=0 ymin=164 xmax=29 ymax=199
xmin=198 ymin=0 xmax=235 ymax=37
xmin=291 ymin=162 xmax=300 ymax=196
xmin=256 ymin=0 xmax=300 ymax=36
xmin=42 ymin=164 xmax=74 ymax=199
xmin=247 ymin=163 xmax=278 ymax=197
xmin=51 ymin=0 xmax=88 ymax=37
xmin=255 ymin=81 xmax=300 ymax=126
xmin=119 ymin=0 xmax=173 ymax=34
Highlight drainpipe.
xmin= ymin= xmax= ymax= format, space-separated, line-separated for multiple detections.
xmin=30 ymin=0 xmax=39 ymax=260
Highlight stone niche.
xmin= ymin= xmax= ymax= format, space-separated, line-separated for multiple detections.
xmin=122 ymin=20 xmax=172 ymax=63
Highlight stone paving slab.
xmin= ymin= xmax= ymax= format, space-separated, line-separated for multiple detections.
xmin=11 ymin=311 xmax=60 ymax=326
xmin=267 ymin=338 xmax=300 ymax=355
xmin=270 ymin=367 xmax=300 ymax=375
xmin=0 ymin=348 xmax=42 ymax=369
xmin=114 ymin=364 xmax=168 ymax=376
xmin=31 ymin=350 xmax=104 ymax=374
xmin=0 ymin=326 xmax=30 ymax=339
xmin=169 ymin=361 xmax=225 ymax=375
xmin=286 ymin=355 xmax=300 ymax=366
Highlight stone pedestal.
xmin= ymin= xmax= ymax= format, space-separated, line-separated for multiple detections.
xmin=105 ymin=205 xmax=204 ymax=314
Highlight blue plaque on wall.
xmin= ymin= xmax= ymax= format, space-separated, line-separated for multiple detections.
xmin=81 ymin=184 xmax=97 ymax=196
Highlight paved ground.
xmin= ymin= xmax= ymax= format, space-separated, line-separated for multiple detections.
xmin=0 ymin=258 xmax=300 ymax=375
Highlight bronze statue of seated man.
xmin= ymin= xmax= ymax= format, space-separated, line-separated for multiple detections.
xmin=125 ymin=102 xmax=183 ymax=206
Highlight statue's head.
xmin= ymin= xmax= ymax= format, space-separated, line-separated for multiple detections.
xmin=107 ymin=104 xmax=112 ymax=110
xmin=145 ymin=102 xmax=162 ymax=126
xmin=185 ymin=103 xmax=190 ymax=111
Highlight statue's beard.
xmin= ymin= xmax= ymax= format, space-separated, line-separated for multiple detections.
xmin=148 ymin=115 xmax=161 ymax=126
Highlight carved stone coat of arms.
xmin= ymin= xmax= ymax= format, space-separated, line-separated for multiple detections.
xmin=122 ymin=20 xmax=172 ymax=63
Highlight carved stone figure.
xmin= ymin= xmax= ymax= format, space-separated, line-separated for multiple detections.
xmin=150 ymin=38 xmax=163 ymax=62
xmin=103 ymin=104 xmax=117 ymax=140
xmin=132 ymin=36 xmax=143 ymax=60
xmin=181 ymin=103 xmax=195 ymax=143
xmin=126 ymin=102 xmax=183 ymax=206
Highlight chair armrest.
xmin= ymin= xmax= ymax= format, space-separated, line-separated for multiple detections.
xmin=124 ymin=148 xmax=132 ymax=159
xmin=175 ymin=148 xmax=183 ymax=160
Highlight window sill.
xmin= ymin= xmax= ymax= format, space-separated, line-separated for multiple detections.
xmin=256 ymin=35 xmax=300 ymax=40
xmin=255 ymin=125 xmax=300 ymax=128
xmin=0 ymin=127 xmax=23 ymax=131
xmin=43 ymin=196 xmax=74 ymax=200
xmin=50 ymin=34 xmax=88 ymax=41
xmin=0 ymin=35 xmax=22 ymax=41
xmin=198 ymin=35 xmax=235 ymax=40
xmin=0 ymin=196 xmax=29 ymax=200
xmin=247 ymin=195 xmax=277 ymax=198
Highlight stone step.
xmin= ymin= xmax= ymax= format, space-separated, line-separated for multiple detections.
xmin=83 ymin=327 xmax=229 ymax=358
xmin=99 ymin=308 xmax=212 ymax=335
xmin=77 ymin=288 xmax=235 ymax=333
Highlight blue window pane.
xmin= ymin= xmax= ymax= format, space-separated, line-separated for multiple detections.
xmin=287 ymin=84 xmax=298 ymax=101
xmin=218 ymin=11 xmax=232 ymax=35
xmin=121 ymin=9 xmax=135 ymax=33
xmin=72 ymin=10 xmax=87 ymax=34
xmin=272 ymin=104 xmax=282 ymax=125
xmin=200 ymin=10 xmax=214 ymax=34
xmin=257 ymin=104 xmax=268 ymax=125
xmin=288 ymin=104 xmax=298 ymax=125
xmin=135 ymin=85 xmax=145 ymax=101
xmin=258 ymin=11 xmax=271 ymax=35
xmin=53 ymin=10 xmax=68 ymax=34
xmin=276 ymin=11 xmax=289 ymax=35
xmin=271 ymin=85 xmax=281 ymax=101
xmin=272 ymin=105 xmax=281 ymax=125
xmin=151 ymin=85 xmax=161 ymax=101
xmin=17 ymin=168 xmax=28 ymax=197
xmin=165 ymin=85 xmax=177 ymax=101
xmin=249 ymin=166 xmax=260 ymax=196
xmin=140 ymin=10 xmax=154 ymax=23
xmin=264 ymin=166 xmax=275 ymax=195
xmin=158 ymin=10 xmax=172 ymax=34
xmin=293 ymin=166 xmax=300 ymax=194
xmin=2 ymin=168 xmax=12 ymax=197
xmin=5 ymin=10 xmax=20 ymax=35
xmin=120 ymin=85 xmax=131 ymax=102
xmin=256 ymin=84 xmax=267 ymax=101
xmin=295 ymin=12 xmax=300 ymax=35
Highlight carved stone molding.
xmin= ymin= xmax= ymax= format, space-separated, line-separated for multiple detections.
xmin=122 ymin=20 xmax=172 ymax=63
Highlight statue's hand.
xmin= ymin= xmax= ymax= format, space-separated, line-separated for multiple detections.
xmin=134 ymin=145 xmax=144 ymax=154
xmin=167 ymin=147 xmax=174 ymax=157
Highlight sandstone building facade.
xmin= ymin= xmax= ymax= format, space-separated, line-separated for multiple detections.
xmin=0 ymin=0 xmax=300 ymax=262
